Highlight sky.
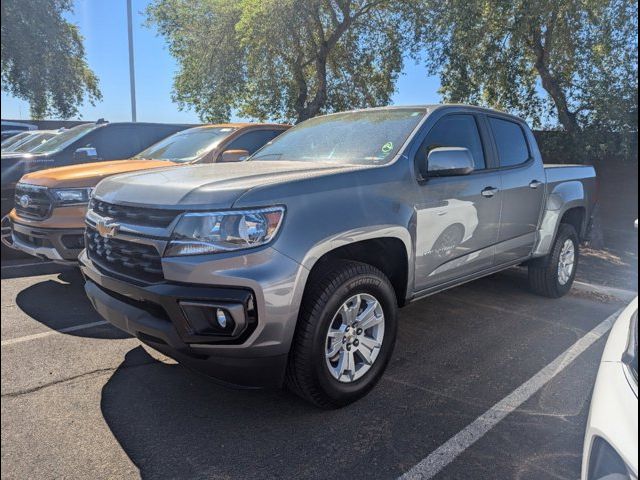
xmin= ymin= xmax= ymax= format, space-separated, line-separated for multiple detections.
xmin=0 ymin=0 xmax=442 ymax=123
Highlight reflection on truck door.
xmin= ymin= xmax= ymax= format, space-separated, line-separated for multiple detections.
xmin=413 ymin=114 xmax=502 ymax=291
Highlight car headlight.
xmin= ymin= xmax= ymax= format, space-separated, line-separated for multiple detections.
xmin=164 ymin=206 xmax=285 ymax=257
xmin=51 ymin=187 xmax=93 ymax=205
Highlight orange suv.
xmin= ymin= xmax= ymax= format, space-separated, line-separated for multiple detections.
xmin=8 ymin=123 xmax=288 ymax=262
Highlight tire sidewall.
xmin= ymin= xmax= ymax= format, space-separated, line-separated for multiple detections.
xmin=308 ymin=271 xmax=397 ymax=405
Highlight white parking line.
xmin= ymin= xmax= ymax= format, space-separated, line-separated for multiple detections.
xmin=1 ymin=260 xmax=54 ymax=270
xmin=573 ymin=281 xmax=637 ymax=301
xmin=1 ymin=321 xmax=108 ymax=346
xmin=398 ymin=308 xmax=622 ymax=480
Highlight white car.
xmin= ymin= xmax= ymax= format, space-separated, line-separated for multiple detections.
xmin=582 ymin=297 xmax=638 ymax=480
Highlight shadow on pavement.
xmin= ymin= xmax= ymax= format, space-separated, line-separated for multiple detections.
xmin=0 ymin=260 xmax=73 ymax=280
xmin=14 ymin=268 xmax=130 ymax=340
xmin=99 ymin=277 xmax=617 ymax=480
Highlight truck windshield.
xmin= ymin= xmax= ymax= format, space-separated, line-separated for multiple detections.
xmin=250 ymin=108 xmax=426 ymax=165
xmin=10 ymin=132 xmax=58 ymax=152
xmin=133 ymin=126 xmax=238 ymax=163
xmin=1 ymin=132 xmax=31 ymax=150
xmin=29 ymin=123 xmax=98 ymax=154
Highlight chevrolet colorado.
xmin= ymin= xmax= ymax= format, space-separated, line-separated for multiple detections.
xmin=81 ymin=105 xmax=597 ymax=407
xmin=6 ymin=123 xmax=288 ymax=262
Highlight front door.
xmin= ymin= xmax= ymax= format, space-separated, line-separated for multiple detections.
xmin=413 ymin=114 xmax=502 ymax=291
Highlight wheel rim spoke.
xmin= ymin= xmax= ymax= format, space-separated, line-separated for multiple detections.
xmin=358 ymin=336 xmax=381 ymax=352
xmin=557 ymin=239 xmax=575 ymax=285
xmin=356 ymin=346 xmax=374 ymax=365
xmin=326 ymin=341 xmax=342 ymax=359
xmin=357 ymin=302 xmax=383 ymax=330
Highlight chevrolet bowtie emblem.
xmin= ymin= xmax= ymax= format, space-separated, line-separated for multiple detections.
xmin=96 ymin=218 xmax=120 ymax=238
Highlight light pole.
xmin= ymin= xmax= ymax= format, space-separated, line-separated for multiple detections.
xmin=127 ymin=0 xmax=137 ymax=122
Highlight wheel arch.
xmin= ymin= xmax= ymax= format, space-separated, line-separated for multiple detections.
xmin=532 ymin=181 xmax=589 ymax=257
xmin=295 ymin=227 xmax=413 ymax=309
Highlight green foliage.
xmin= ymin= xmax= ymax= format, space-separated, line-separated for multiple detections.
xmin=1 ymin=0 xmax=101 ymax=119
xmin=419 ymin=0 xmax=638 ymax=133
xmin=535 ymin=129 xmax=638 ymax=164
xmin=147 ymin=0 xmax=423 ymax=123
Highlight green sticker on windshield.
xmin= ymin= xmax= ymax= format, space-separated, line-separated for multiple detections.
xmin=381 ymin=142 xmax=393 ymax=154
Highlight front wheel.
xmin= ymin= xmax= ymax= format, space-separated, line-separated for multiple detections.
xmin=528 ymin=224 xmax=579 ymax=298
xmin=286 ymin=261 xmax=398 ymax=408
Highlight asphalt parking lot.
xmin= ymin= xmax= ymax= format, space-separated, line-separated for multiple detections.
xmin=1 ymin=257 xmax=636 ymax=480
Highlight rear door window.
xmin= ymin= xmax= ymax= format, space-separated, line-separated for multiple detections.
xmin=489 ymin=117 xmax=530 ymax=167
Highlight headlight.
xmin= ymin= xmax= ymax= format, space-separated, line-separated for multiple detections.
xmin=51 ymin=187 xmax=93 ymax=205
xmin=164 ymin=206 xmax=285 ymax=257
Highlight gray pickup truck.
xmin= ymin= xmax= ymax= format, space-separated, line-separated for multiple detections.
xmin=80 ymin=105 xmax=597 ymax=407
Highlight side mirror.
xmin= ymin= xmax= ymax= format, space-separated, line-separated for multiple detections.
xmin=422 ymin=147 xmax=475 ymax=178
xmin=74 ymin=147 xmax=98 ymax=162
xmin=219 ymin=149 xmax=250 ymax=163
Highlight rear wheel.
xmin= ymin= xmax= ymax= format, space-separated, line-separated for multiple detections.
xmin=286 ymin=260 xmax=397 ymax=408
xmin=528 ymin=224 xmax=579 ymax=298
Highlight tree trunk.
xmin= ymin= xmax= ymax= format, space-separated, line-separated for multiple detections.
xmin=535 ymin=63 xmax=580 ymax=135
xmin=294 ymin=47 xmax=328 ymax=123
xmin=530 ymin=26 xmax=581 ymax=134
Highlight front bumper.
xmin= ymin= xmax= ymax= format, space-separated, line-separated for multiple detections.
xmin=10 ymin=220 xmax=84 ymax=263
xmin=80 ymin=248 xmax=305 ymax=388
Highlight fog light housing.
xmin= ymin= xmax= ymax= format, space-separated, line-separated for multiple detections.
xmin=179 ymin=301 xmax=245 ymax=337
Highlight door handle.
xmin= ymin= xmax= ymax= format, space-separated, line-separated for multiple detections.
xmin=481 ymin=187 xmax=499 ymax=198
xmin=529 ymin=180 xmax=543 ymax=189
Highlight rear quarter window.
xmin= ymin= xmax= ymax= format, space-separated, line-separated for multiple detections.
xmin=489 ymin=117 xmax=530 ymax=167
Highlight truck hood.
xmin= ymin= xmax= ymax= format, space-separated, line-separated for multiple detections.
xmin=20 ymin=159 xmax=178 ymax=188
xmin=1 ymin=152 xmax=51 ymax=189
xmin=93 ymin=161 xmax=360 ymax=209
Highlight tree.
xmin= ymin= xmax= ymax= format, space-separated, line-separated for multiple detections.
xmin=147 ymin=0 xmax=423 ymax=123
xmin=1 ymin=0 xmax=101 ymax=119
xmin=419 ymin=0 xmax=638 ymax=133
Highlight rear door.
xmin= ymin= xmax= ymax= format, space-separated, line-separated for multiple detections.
xmin=413 ymin=113 xmax=502 ymax=291
xmin=488 ymin=116 xmax=545 ymax=264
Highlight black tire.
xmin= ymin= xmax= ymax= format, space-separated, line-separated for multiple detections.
xmin=1 ymin=215 xmax=27 ymax=260
xmin=286 ymin=260 xmax=398 ymax=408
xmin=528 ymin=223 xmax=579 ymax=298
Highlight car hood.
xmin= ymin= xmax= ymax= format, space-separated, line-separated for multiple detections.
xmin=93 ymin=161 xmax=361 ymax=209
xmin=19 ymin=159 xmax=178 ymax=188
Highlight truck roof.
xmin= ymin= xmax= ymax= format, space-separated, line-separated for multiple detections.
xmin=323 ymin=104 xmax=527 ymax=124
xmin=194 ymin=123 xmax=291 ymax=129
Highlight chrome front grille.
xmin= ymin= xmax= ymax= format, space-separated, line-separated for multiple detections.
xmin=85 ymin=226 xmax=164 ymax=283
xmin=90 ymin=199 xmax=180 ymax=228
xmin=14 ymin=184 xmax=52 ymax=220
